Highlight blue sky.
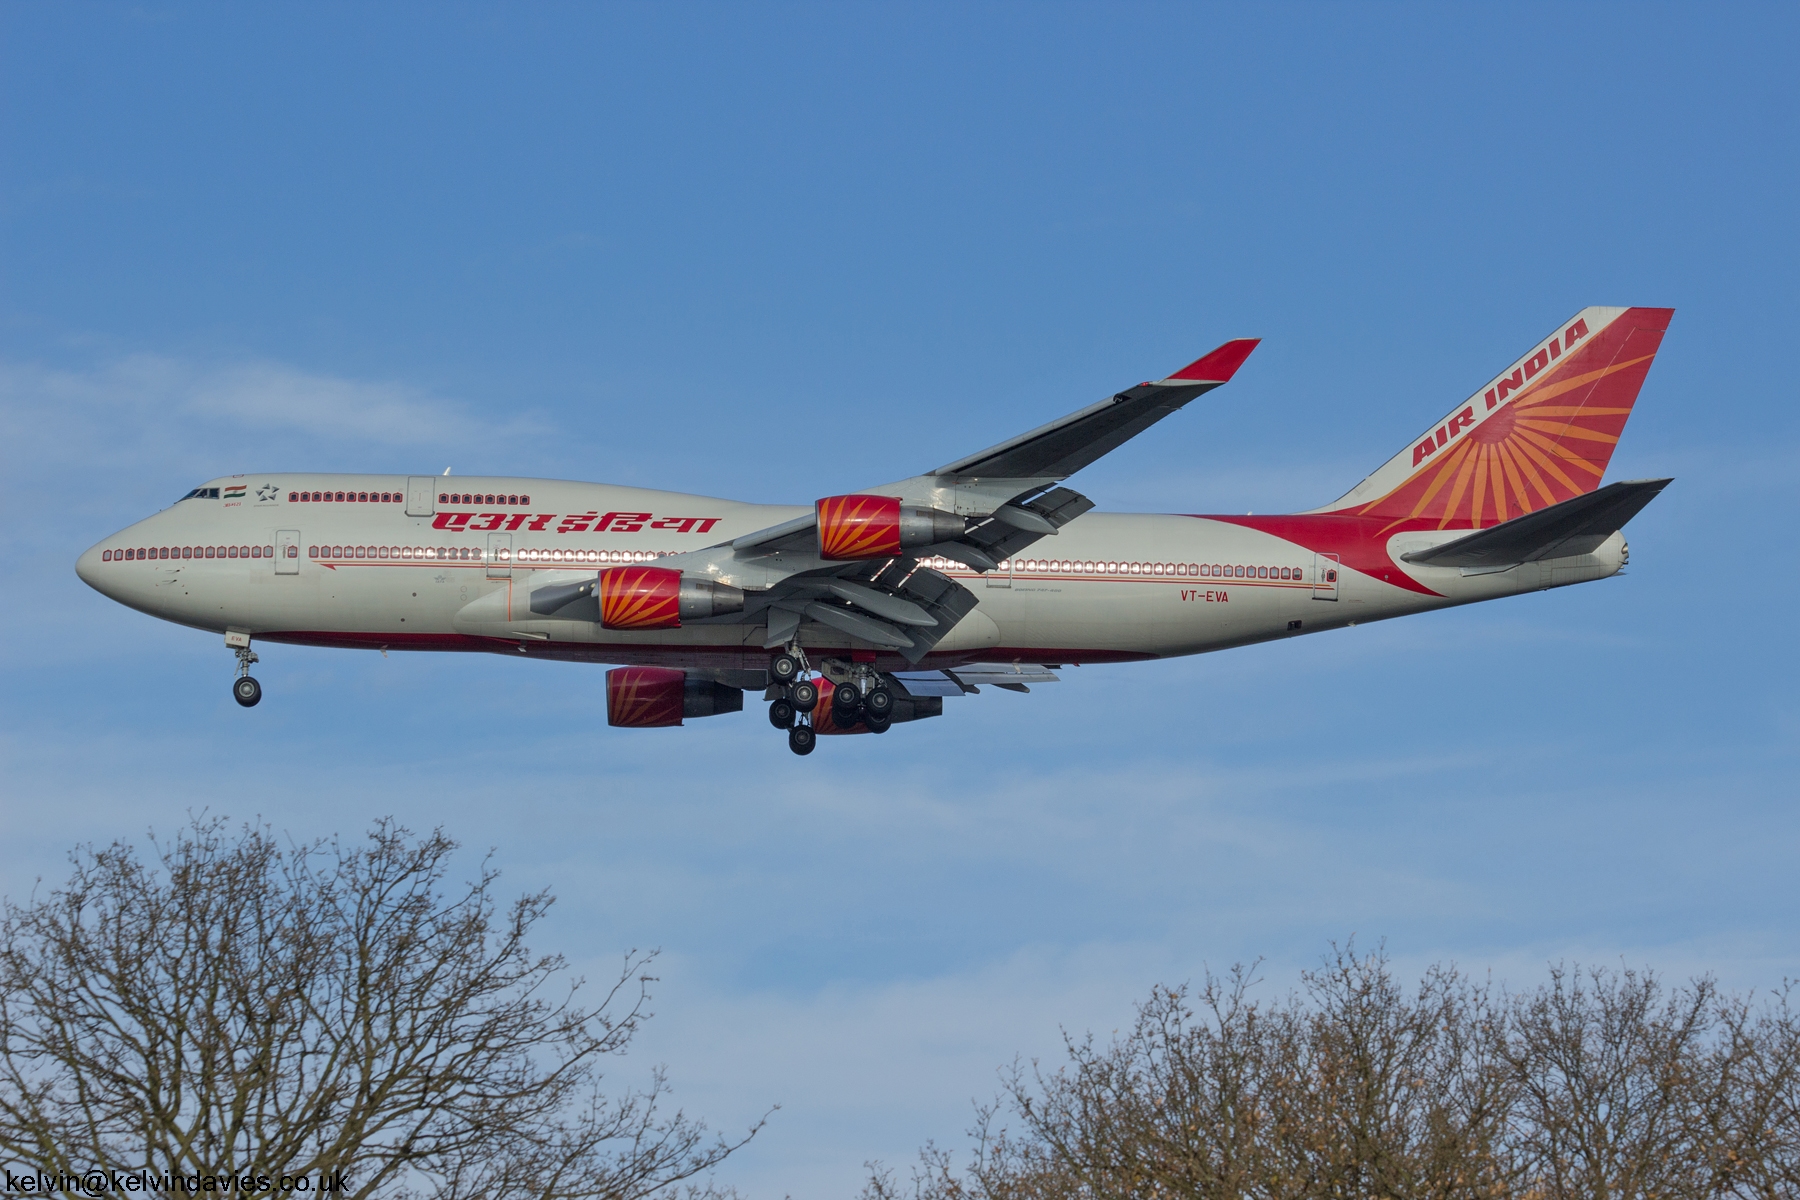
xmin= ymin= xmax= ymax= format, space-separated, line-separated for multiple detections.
xmin=3 ymin=4 xmax=1797 ymax=1195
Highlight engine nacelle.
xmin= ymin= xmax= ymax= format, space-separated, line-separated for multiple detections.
xmin=605 ymin=667 xmax=746 ymax=727
xmin=816 ymin=494 xmax=965 ymax=561
xmin=597 ymin=566 xmax=745 ymax=630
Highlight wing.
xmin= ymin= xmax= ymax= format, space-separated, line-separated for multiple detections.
xmin=894 ymin=663 xmax=1062 ymax=695
xmin=931 ymin=338 xmax=1260 ymax=479
xmin=530 ymin=339 xmax=1260 ymax=673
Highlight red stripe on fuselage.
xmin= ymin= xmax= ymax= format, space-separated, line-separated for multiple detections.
xmin=1191 ymin=514 xmax=1441 ymax=596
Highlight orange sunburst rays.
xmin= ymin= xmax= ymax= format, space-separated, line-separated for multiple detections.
xmin=816 ymin=495 xmax=903 ymax=560
xmin=1364 ymin=351 xmax=1656 ymax=532
xmin=607 ymin=667 xmax=684 ymax=726
xmin=598 ymin=567 xmax=681 ymax=630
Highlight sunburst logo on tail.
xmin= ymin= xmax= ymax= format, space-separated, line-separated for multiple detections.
xmin=1322 ymin=307 xmax=1673 ymax=530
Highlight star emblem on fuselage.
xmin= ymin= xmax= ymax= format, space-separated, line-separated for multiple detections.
xmin=256 ymin=483 xmax=280 ymax=502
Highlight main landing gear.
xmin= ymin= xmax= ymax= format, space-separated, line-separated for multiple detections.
xmin=830 ymin=668 xmax=895 ymax=734
xmin=770 ymin=649 xmax=905 ymax=751
xmin=231 ymin=642 xmax=262 ymax=708
xmin=769 ymin=646 xmax=820 ymax=755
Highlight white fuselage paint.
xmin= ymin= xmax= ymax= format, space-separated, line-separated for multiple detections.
xmin=76 ymin=474 xmax=1626 ymax=669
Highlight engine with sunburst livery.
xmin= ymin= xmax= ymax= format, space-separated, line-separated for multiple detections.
xmin=605 ymin=666 xmax=745 ymax=727
xmin=815 ymin=494 xmax=965 ymax=560
xmin=597 ymin=566 xmax=744 ymax=630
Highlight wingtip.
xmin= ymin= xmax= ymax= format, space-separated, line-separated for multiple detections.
xmin=1165 ymin=338 xmax=1261 ymax=384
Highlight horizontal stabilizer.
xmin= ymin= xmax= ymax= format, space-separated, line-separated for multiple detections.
xmin=1402 ymin=478 xmax=1671 ymax=569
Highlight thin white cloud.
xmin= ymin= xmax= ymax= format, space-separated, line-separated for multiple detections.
xmin=0 ymin=353 xmax=539 ymax=467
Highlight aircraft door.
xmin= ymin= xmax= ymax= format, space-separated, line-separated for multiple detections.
xmin=487 ymin=532 xmax=511 ymax=578
xmin=276 ymin=530 xmax=301 ymax=575
xmin=987 ymin=556 xmax=1012 ymax=588
xmin=1312 ymin=552 xmax=1339 ymax=601
xmin=406 ymin=476 xmax=438 ymax=517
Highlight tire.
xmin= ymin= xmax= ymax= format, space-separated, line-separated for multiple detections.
xmin=864 ymin=687 xmax=895 ymax=718
xmin=788 ymin=724 xmax=817 ymax=756
xmin=233 ymin=676 xmax=262 ymax=708
xmin=770 ymin=653 xmax=800 ymax=683
xmin=832 ymin=683 xmax=861 ymax=717
xmin=790 ymin=680 xmax=819 ymax=712
xmin=865 ymin=713 xmax=891 ymax=734
xmin=769 ymin=698 xmax=796 ymax=729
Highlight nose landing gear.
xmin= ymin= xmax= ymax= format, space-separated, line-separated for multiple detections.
xmin=230 ymin=637 xmax=262 ymax=708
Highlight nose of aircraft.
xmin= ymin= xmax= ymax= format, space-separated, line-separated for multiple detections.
xmin=75 ymin=540 xmax=106 ymax=590
xmin=76 ymin=533 xmax=133 ymax=603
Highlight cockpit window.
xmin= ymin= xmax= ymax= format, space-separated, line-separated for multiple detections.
xmin=177 ymin=487 xmax=223 ymax=502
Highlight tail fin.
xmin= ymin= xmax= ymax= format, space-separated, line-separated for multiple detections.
xmin=1313 ymin=307 xmax=1673 ymax=528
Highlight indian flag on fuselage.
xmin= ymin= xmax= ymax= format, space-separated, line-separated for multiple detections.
xmin=1311 ymin=307 xmax=1674 ymax=532
xmin=222 ymin=484 xmax=247 ymax=499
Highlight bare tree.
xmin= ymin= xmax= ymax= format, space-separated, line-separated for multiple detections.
xmin=866 ymin=945 xmax=1800 ymax=1200
xmin=0 ymin=816 xmax=763 ymax=1199
xmin=1502 ymin=964 xmax=1724 ymax=1198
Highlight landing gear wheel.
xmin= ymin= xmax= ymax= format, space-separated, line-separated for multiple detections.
xmin=790 ymin=680 xmax=819 ymax=712
xmin=771 ymin=653 xmax=800 ymax=683
xmin=832 ymin=685 xmax=862 ymax=720
xmin=788 ymin=724 xmax=817 ymax=756
xmin=865 ymin=713 xmax=891 ymax=734
xmin=864 ymin=687 xmax=895 ymax=718
xmin=233 ymin=676 xmax=262 ymax=708
xmin=769 ymin=698 xmax=796 ymax=729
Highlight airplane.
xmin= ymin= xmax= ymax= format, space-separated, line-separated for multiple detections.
xmin=76 ymin=307 xmax=1674 ymax=755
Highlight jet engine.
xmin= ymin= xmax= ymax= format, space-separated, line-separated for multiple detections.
xmin=815 ymin=494 xmax=965 ymax=560
xmin=606 ymin=666 xmax=745 ymax=727
xmin=596 ymin=566 xmax=744 ymax=630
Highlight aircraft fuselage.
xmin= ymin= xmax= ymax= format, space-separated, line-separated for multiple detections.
xmin=76 ymin=474 xmax=1625 ymax=672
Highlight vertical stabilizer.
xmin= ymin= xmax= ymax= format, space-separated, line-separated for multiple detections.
xmin=1312 ymin=307 xmax=1673 ymax=528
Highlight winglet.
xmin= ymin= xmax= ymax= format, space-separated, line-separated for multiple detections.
xmin=1162 ymin=338 xmax=1261 ymax=384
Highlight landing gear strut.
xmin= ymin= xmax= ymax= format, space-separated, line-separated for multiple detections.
xmin=770 ymin=644 xmax=818 ymax=755
xmin=232 ymin=644 xmax=262 ymax=708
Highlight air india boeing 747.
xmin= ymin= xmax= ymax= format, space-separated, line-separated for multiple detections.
xmin=77 ymin=307 xmax=1673 ymax=754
